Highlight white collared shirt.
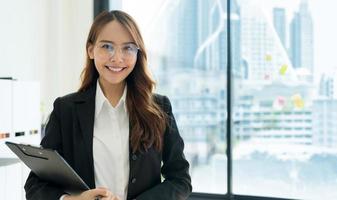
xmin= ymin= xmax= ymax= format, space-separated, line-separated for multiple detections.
xmin=93 ymin=80 xmax=130 ymax=200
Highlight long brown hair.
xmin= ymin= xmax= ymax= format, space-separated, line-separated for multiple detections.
xmin=79 ymin=10 xmax=167 ymax=153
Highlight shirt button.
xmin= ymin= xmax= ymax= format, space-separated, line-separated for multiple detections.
xmin=131 ymin=178 xmax=136 ymax=184
xmin=132 ymin=154 xmax=137 ymax=160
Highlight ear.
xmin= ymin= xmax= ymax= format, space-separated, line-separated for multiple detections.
xmin=87 ymin=44 xmax=94 ymax=59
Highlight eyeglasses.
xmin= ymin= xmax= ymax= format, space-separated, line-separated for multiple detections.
xmin=96 ymin=42 xmax=140 ymax=60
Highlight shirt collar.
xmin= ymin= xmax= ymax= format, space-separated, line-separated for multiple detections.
xmin=95 ymin=80 xmax=127 ymax=118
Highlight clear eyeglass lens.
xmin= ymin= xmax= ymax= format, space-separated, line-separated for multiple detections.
xmin=98 ymin=43 xmax=139 ymax=59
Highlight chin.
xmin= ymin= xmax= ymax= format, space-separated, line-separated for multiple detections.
xmin=104 ymin=77 xmax=126 ymax=86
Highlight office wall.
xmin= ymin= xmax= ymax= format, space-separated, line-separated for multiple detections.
xmin=0 ymin=0 xmax=93 ymax=116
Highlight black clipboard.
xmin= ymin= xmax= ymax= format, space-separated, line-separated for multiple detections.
xmin=5 ymin=141 xmax=90 ymax=194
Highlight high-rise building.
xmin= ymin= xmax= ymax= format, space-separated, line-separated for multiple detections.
xmin=155 ymin=0 xmax=230 ymax=165
xmin=167 ymin=0 xmax=198 ymax=69
xmin=289 ymin=0 xmax=314 ymax=76
xmin=200 ymin=0 xmax=241 ymax=75
xmin=231 ymin=0 xmax=241 ymax=77
xmin=240 ymin=0 xmax=293 ymax=81
xmin=319 ymin=73 xmax=337 ymax=99
xmin=313 ymin=99 xmax=337 ymax=148
xmin=273 ymin=7 xmax=286 ymax=49
xmin=195 ymin=0 xmax=213 ymax=69
xmin=208 ymin=0 xmax=228 ymax=71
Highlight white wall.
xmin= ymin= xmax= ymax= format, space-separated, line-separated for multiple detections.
xmin=0 ymin=1 xmax=93 ymax=199
xmin=0 ymin=0 xmax=93 ymax=116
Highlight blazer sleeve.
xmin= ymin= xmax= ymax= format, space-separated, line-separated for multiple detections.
xmin=24 ymin=98 xmax=66 ymax=200
xmin=136 ymin=96 xmax=192 ymax=200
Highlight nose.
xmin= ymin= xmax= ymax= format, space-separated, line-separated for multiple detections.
xmin=110 ymin=47 xmax=123 ymax=62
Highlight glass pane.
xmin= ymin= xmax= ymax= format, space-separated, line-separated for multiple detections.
xmin=111 ymin=0 xmax=228 ymax=194
xmin=233 ymin=0 xmax=337 ymax=199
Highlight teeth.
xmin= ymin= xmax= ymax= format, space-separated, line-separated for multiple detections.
xmin=107 ymin=66 xmax=124 ymax=72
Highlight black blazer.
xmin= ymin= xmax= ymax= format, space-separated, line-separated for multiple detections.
xmin=24 ymin=84 xmax=192 ymax=200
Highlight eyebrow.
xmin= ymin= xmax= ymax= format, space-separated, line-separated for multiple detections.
xmin=98 ymin=40 xmax=136 ymax=45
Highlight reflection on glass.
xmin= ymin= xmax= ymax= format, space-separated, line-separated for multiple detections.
xmin=233 ymin=0 xmax=337 ymax=199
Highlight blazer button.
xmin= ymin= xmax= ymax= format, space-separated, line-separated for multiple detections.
xmin=131 ymin=178 xmax=137 ymax=184
xmin=132 ymin=154 xmax=137 ymax=160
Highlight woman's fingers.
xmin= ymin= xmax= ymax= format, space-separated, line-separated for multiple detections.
xmin=63 ymin=188 xmax=115 ymax=200
xmin=112 ymin=196 xmax=120 ymax=200
xmin=82 ymin=188 xmax=109 ymax=199
xmin=100 ymin=191 xmax=120 ymax=200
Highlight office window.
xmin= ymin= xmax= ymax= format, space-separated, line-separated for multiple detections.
xmin=233 ymin=0 xmax=337 ymax=199
xmin=110 ymin=0 xmax=337 ymax=199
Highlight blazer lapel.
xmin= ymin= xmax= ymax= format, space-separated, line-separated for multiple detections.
xmin=74 ymin=84 xmax=96 ymax=188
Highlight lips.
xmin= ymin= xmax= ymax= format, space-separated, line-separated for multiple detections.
xmin=105 ymin=65 xmax=126 ymax=72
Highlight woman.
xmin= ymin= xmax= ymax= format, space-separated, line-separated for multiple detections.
xmin=24 ymin=10 xmax=192 ymax=200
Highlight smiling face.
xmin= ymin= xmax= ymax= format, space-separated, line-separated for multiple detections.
xmin=88 ymin=20 xmax=138 ymax=89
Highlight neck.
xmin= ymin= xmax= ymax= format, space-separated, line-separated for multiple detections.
xmin=98 ymin=78 xmax=125 ymax=107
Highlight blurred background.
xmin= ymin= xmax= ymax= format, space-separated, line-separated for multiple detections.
xmin=1 ymin=0 xmax=337 ymax=199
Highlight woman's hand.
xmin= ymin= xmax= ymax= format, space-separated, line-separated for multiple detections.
xmin=63 ymin=187 xmax=120 ymax=200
